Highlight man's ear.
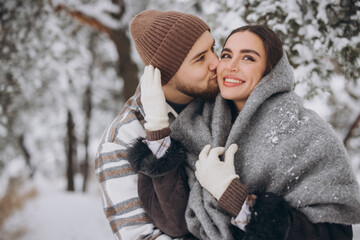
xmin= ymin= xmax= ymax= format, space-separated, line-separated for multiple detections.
xmin=165 ymin=78 xmax=173 ymax=85
xmin=161 ymin=79 xmax=174 ymax=99
xmin=162 ymin=79 xmax=173 ymax=90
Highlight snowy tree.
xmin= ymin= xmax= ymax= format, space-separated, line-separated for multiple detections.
xmin=0 ymin=0 xmax=123 ymax=193
xmin=193 ymin=0 xmax=360 ymax=172
xmin=1 ymin=0 xmax=359 ymax=238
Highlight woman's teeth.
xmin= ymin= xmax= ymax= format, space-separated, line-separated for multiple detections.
xmin=224 ymin=78 xmax=244 ymax=84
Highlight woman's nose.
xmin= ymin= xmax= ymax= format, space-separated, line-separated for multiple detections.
xmin=228 ymin=60 xmax=239 ymax=72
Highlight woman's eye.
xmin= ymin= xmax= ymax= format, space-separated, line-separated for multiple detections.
xmin=220 ymin=54 xmax=231 ymax=59
xmin=243 ymin=55 xmax=255 ymax=61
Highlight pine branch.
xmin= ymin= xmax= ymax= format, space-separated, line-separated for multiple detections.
xmin=54 ymin=4 xmax=113 ymax=35
xmin=344 ymin=113 xmax=360 ymax=148
xmin=345 ymin=83 xmax=360 ymax=100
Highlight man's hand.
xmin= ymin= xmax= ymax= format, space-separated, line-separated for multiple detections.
xmin=140 ymin=65 xmax=169 ymax=131
xmin=195 ymin=144 xmax=239 ymax=200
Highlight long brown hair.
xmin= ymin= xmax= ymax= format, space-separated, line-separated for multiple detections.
xmin=223 ymin=25 xmax=283 ymax=77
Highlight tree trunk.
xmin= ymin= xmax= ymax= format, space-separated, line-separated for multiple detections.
xmin=109 ymin=29 xmax=139 ymax=101
xmin=82 ymin=85 xmax=92 ymax=192
xmin=66 ymin=110 xmax=77 ymax=191
xmin=81 ymin=33 xmax=97 ymax=192
xmin=18 ymin=134 xmax=35 ymax=178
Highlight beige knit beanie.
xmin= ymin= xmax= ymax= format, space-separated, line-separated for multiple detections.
xmin=130 ymin=9 xmax=210 ymax=85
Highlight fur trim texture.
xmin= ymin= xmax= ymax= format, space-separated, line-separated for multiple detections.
xmin=127 ymin=137 xmax=187 ymax=177
xmin=244 ymin=192 xmax=292 ymax=240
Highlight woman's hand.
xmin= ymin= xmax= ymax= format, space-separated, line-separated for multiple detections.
xmin=140 ymin=65 xmax=169 ymax=131
xmin=195 ymin=144 xmax=239 ymax=200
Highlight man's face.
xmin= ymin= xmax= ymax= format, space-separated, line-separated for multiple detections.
xmin=164 ymin=31 xmax=220 ymax=104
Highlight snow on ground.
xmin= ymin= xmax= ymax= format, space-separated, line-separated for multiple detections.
xmin=3 ymin=161 xmax=360 ymax=240
xmin=3 ymin=174 xmax=114 ymax=240
xmin=4 ymin=174 xmax=360 ymax=240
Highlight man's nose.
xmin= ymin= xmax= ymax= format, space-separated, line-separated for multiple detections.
xmin=209 ymin=52 xmax=220 ymax=71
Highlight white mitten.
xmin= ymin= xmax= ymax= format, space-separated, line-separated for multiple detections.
xmin=195 ymin=144 xmax=239 ymax=200
xmin=140 ymin=65 xmax=169 ymax=131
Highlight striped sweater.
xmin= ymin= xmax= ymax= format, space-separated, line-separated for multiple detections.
xmin=95 ymin=86 xmax=178 ymax=240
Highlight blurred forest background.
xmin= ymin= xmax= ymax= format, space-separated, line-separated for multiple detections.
xmin=0 ymin=0 xmax=359 ymax=239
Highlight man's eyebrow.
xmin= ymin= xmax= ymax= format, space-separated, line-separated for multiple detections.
xmin=190 ymin=50 xmax=207 ymax=61
xmin=221 ymin=48 xmax=261 ymax=57
xmin=190 ymin=39 xmax=215 ymax=61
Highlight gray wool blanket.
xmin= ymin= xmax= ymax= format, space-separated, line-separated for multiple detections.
xmin=170 ymin=52 xmax=360 ymax=240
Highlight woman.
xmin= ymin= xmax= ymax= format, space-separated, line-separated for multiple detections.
xmin=128 ymin=25 xmax=360 ymax=239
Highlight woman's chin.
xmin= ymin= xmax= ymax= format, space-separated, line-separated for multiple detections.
xmin=220 ymin=91 xmax=237 ymax=101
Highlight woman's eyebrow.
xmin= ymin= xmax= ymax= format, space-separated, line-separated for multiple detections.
xmin=221 ymin=48 xmax=232 ymax=54
xmin=240 ymin=49 xmax=261 ymax=57
xmin=221 ymin=48 xmax=261 ymax=57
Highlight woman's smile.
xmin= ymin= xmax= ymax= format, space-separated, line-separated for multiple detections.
xmin=223 ymin=75 xmax=245 ymax=87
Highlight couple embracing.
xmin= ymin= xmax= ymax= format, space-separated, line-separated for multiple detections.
xmin=96 ymin=9 xmax=360 ymax=240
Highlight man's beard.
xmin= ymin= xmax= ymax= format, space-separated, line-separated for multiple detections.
xmin=176 ymin=82 xmax=220 ymax=101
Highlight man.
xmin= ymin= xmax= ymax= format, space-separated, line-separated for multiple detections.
xmin=95 ymin=9 xmax=219 ymax=240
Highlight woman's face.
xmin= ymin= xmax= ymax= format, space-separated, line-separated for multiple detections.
xmin=217 ymin=31 xmax=267 ymax=111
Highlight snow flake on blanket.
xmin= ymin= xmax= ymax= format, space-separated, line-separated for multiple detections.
xmin=265 ymin=106 xmax=309 ymax=146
